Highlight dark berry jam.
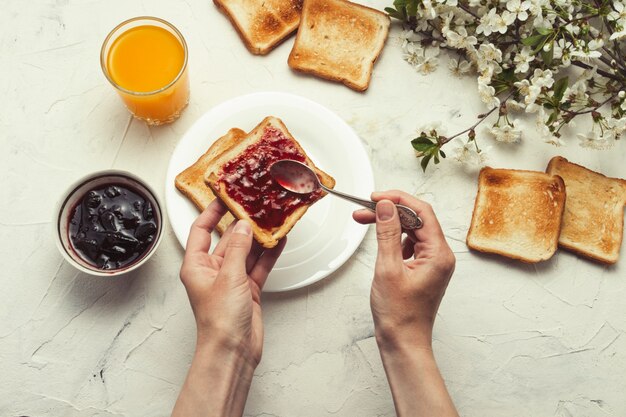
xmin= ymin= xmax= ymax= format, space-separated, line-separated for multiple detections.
xmin=218 ymin=126 xmax=323 ymax=230
xmin=68 ymin=183 xmax=158 ymax=270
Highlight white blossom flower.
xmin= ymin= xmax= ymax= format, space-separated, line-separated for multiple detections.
xmin=478 ymin=43 xmax=503 ymax=62
xmin=441 ymin=11 xmax=455 ymax=33
xmin=448 ymin=58 xmax=472 ymax=76
xmin=506 ymin=0 xmax=531 ymax=21
xmin=531 ymin=68 xmax=554 ymax=88
xmin=552 ymin=38 xmax=572 ymax=66
xmin=421 ymin=0 xmax=438 ymax=19
xmin=606 ymin=117 xmax=626 ymax=140
xmin=402 ymin=42 xmax=423 ymax=67
xmin=476 ymin=8 xmax=499 ymax=36
xmin=544 ymin=133 xmax=565 ymax=146
xmin=496 ymin=11 xmax=516 ymax=33
xmin=506 ymin=99 xmax=526 ymax=111
xmin=489 ymin=122 xmax=523 ymax=143
xmin=513 ymin=47 xmax=535 ymax=73
xmin=445 ymin=27 xmax=478 ymax=49
xmin=454 ymin=140 xmax=490 ymax=165
xmin=610 ymin=25 xmax=626 ymax=40
xmin=570 ymin=41 xmax=602 ymax=62
xmin=478 ymin=82 xmax=500 ymax=109
xmin=577 ymin=130 xmax=612 ymax=149
xmin=608 ymin=2 xmax=626 ymax=21
xmin=399 ymin=29 xmax=421 ymax=47
xmin=416 ymin=56 xmax=439 ymax=74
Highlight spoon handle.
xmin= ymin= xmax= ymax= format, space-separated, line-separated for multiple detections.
xmin=320 ymin=185 xmax=423 ymax=230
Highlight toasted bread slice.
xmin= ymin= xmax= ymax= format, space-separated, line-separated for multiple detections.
xmin=214 ymin=0 xmax=303 ymax=55
xmin=467 ymin=167 xmax=566 ymax=263
xmin=287 ymin=0 xmax=390 ymax=91
xmin=205 ymin=116 xmax=335 ymax=248
xmin=546 ymin=156 xmax=626 ymax=264
xmin=175 ymin=128 xmax=246 ymax=234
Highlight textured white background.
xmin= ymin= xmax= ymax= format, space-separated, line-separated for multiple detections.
xmin=1 ymin=0 xmax=625 ymax=416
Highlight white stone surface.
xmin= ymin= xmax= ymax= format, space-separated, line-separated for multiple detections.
xmin=1 ymin=0 xmax=625 ymax=416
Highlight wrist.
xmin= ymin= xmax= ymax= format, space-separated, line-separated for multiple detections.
xmin=374 ymin=321 xmax=433 ymax=353
xmin=194 ymin=336 xmax=257 ymax=377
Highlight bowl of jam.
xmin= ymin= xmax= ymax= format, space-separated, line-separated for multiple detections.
xmin=55 ymin=170 xmax=163 ymax=276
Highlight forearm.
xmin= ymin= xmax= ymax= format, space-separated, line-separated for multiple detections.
xmin=171 ymin=340 xmax=256 ymax=417
xmin=378 ymin=340 xmax=459 ymax=417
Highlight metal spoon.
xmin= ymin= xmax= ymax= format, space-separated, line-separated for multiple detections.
xmin=269 ymin=160 xmax=423 ymax=230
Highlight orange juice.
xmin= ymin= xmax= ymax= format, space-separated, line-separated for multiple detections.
xmin=101 ymin=18 xmax=189 ymax=125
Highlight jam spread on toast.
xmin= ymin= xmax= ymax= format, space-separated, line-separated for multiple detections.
xmin=218 ymin=126 xmax=323 ymax=230
xmin=68 ymin=184 xmax=158 ymax=270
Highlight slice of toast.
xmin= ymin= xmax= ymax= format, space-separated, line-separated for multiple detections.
xmin=214 ymin=0 xmax=303 ymax=55
xmin=175 ymin=128 xmax=246 ymax=234
xmin=546 ymin=156 xmax=626 ymax=264
xmin=467 ymin=167 xmax=566 ymax=263
xmin=205 ymin=116 xmax=335 ymax=248
xmin=287 ymin=0 xmax=390 ymax=91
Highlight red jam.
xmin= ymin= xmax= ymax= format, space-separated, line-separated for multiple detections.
xmin=218 ymin=126 xmax=323 ymax=230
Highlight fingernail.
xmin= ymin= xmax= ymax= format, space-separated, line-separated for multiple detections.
xmin=376 ymin=200 xmax=395 ymax=221
xmin=233 ymin=220 xmax=251 ymax=235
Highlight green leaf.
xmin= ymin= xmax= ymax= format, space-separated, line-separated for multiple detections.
xmin=406 ymin=0 xmax=418 ymax=16
xmin=547 ymin=110 xmax=558 ymax=125
xmin=411 ymin=136 xmax=436 ymax=153
xmin=392 ymin=0 xmax=408 ymax=18
xmin=412 ymin=142 xmax=436 ymax=152
xmin=553 ymin=76 xmax=569 ymax=101
xmin=412 ymin=135 xmax=435 ymax=145
xmin=499 ymin=68 xmax=517 ymax=83
xmin=536 ymin=27 xmax=553 ymax=35
xmin=521 ymin=34 xmax=546 ymax=47
xmin=420 ymin=154 xmax=433 ymax=172
xmin=384 ymin=7 xmax=403 ymax=19
xmin=494 ymin=84 xmax=511 ymax=95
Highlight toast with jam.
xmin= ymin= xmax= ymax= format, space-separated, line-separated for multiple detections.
xmin=213 ymin=0 xmax=303 ymax=55
xmin=546 ymin=156 xmax=626 ymax=264
xmin=175 ymin=128 xmax=246 ymax=234
xmin=467 ymin=167 xmax=567 ymax=263
xmin=204 ymin=116 xmax=335 ymax=248
xmin=287 ymin=0 xmax=390 ymax=91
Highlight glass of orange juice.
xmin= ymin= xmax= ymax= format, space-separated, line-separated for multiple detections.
xmin=101 ymin=17 xmax=189 ymax=126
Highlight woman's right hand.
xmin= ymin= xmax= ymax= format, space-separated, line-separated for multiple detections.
xmin=353 ymin=190 xmax=456 ymax=350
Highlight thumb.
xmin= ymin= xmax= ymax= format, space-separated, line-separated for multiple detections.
xmin=220 ymin=220 xmax=253 ymax=282
xmin=375 ymin=200 xmax=403 ymax=267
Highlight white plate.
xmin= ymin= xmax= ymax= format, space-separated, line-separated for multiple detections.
xmin=165 ymin=92 xmax=373 ymax=292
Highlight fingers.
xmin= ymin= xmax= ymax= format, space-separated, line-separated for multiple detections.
xmin=371 ymin=190 xmax=445 ymax=243
xmin=185 ymin=200 xmax=227 ymax=255
xmin=352 ymin=209 xmax=375 ymax=224
xmin=375 ymin=200 xmax=404 ymax=268
xmin=219 ymin=220 xmax=253 ymax=282
xmin=250 ymin=238 xmax=287 ymax=291
xmin=213 ymin=221 xmax=236 ymax=258
xmin=246 ymin=242 xmax=264 ymax=273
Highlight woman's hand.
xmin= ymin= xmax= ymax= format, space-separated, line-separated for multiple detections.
xmin=172 ymin=200 xmax=285 ymax=417
xmin=180 ymin=199 xmax=286 ymax=365
xmin=353 ymin=190 xmax=459 ymax=417
xmin=353 ymin=190 xmax=456 ymax=349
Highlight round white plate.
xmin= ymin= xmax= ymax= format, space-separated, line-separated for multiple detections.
xmin=165 ymin=92 xmax=373 ymax=292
